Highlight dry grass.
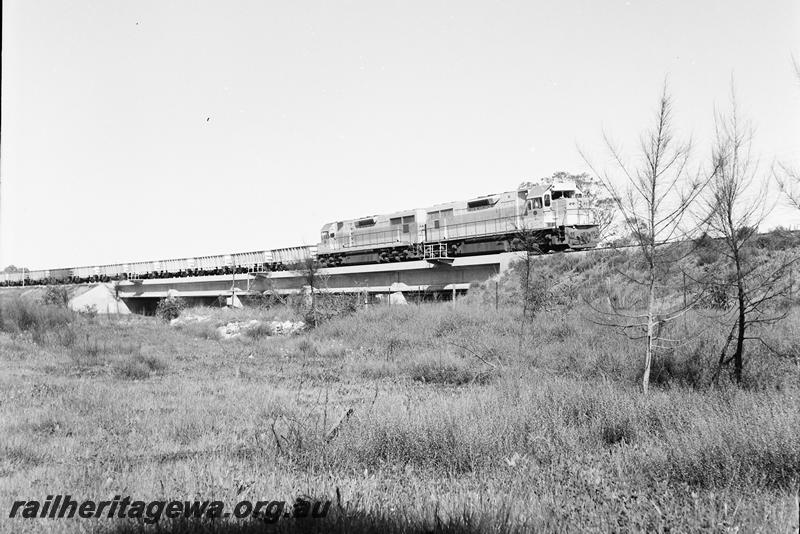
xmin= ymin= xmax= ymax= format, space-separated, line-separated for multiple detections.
xmin=0 ymin=293 xmax=799 ymax=533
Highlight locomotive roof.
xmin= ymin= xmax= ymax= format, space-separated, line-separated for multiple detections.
xmin=319 ymin=207 xmax=423 ymax=231
xmin=526 ymin=182 xmax=579 ymax=197
xmin=527 ymin=185 xmax=548 ymax=197
xmin=320 ymin=182 xmax=581 ymax=230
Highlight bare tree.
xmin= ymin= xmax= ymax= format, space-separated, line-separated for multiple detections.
xmin=774 ymin=56 xmax=800 ymax=210
xmin=296 ymin=257 xmax=361 ymax=326
xmin=296 ymin=256 xmax=322 ymax=326
xmin=580 ymin=84 xmax=708 ymax=394
xmin=511 ymin=227 xmax=542 ymax=354
xmin=701 ymin=89 xmax=795 ymax=384
xmin=511 ymin=222 xmax=580 ymax=359
xmin=775 ymin=161 xmax=800 ymax=211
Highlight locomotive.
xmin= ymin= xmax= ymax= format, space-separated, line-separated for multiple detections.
xmin=316 ymin=181 xmax=599 ymax=266
xmin=0 ymin=182 xmax=600 ymax=287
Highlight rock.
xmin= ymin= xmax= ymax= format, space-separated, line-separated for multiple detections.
xmin=170 ymin=314 xmax=210 ymax=327
xmin=272 ymin=320 xmax=305 ymax=335
xmin=213 ymin=318 xmax=306 ymax=339
xmin=216 ymin=321 xmax=244 ymax=339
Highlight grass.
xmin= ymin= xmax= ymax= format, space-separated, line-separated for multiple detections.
xmin=0 ymin=297 xmax=74 ymax=340
xmin=0 ymin=290 xmax=799 ymax=532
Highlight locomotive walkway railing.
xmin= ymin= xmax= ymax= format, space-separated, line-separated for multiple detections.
xmin=423 ymin=243 xmax=452 ymax=262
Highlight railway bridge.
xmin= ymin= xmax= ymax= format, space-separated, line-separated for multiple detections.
xmin=1 ymin=252 xmax=528 ymax=314
xmin=115 ymin=252 xmax=524 ymax=314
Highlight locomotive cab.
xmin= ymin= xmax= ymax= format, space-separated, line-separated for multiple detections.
xmin=547 ymin=182 xmax=592 ymax=226
xmin=523 ymin=183 xmax=585 ymax=217
xmin=521 ymin=185 xmax=550 ymax=217
xmin=520 ymin=182 xmax=598 ymax=249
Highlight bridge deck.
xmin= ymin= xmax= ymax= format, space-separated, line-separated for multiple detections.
xmin=115 ymin=252 xmax=526 ymax=299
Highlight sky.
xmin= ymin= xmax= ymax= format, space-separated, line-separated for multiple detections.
xmin=2 ymin=0 xmax=799 ymax=269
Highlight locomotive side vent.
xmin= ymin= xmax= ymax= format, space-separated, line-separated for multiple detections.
xmin=466 ymin=197 xmax=497 ymax=211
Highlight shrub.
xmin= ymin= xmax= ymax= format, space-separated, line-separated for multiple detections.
xmin=646 ymin=343 xmax=711 ymax=389
xmin=42 ymin=286 xmax=70 ymax=307
xmin=245 ymin=321 xmax=276 ymax=339
xmin=114 ymin=353 xmax=167 ymax=379
xmin=56 ymin=326 xmax=78 ymax=348
xmin=246 ymin=291 xmax=286 ymax=308
xmin=80 ymin=337 xmax=104 ymax=361
xmin=406 ymin=352 xmax=494 ymax=386
xmin=303 ymin=293 xmax=362 ymax=327
xmin=155 ymin=296 xmax=185 ymax=322
xmin=296 ymin=337 xmax=319 ymax=358
xmin=752 ymin=227 xmax=800 ymax=250
xmin=114 ymin=358 xmax=150 ymax=379
xmin=600 ymin=417 xmax=637 ymax=446
xmin=702 ymin=283 xmax=731 ymax=309
xmin=78 ymin=304 xmax=98 ymax=319
xmin=0 ymin=298 xmax=74 ymax=342
xmin=695 ymin=247 xmax=720 ymax=267
xmin=136 ymin=353 xmax=168 ymax=372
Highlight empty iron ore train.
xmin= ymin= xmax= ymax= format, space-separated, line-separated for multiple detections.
xmin=0 ymin=248 xmax=313 ymax=287
xmin=1 ymin=182 xmax=599 ymax=287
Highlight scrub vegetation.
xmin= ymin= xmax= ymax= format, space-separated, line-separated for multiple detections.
xmin=1 ymin=238 xmax=799 ymax=533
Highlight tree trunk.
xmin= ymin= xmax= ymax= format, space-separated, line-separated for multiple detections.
xmin=643 ymin=272 xmax=656 ymax=394
xmin=518 ymin=251 xmax=532 ymax=355
xmin=733 ymin=257 xmax=746 ymax=383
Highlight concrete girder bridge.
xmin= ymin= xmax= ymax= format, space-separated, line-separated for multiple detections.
xmin=113 ymin=252 xmax=523 ymax=315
